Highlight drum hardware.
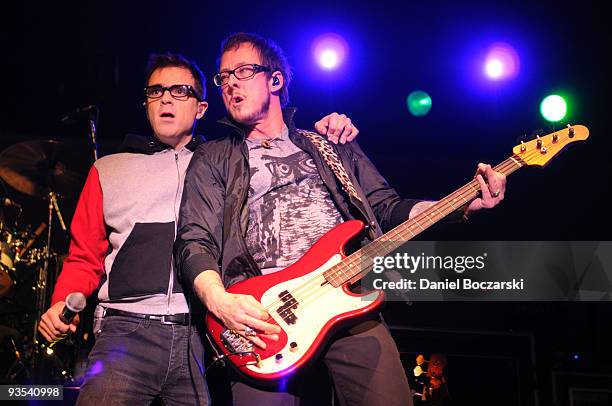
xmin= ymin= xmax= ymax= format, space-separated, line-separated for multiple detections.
xmin=3 ymin=336 xmax=30 ymax=382
xmin=29 ymin=190 xmax=67 ymax=368
xmin=0 ymin=139 xmax=86 ymax=199
xmin=16 ymin=222 xmax=47 ymax=262
xmin=0 ymin=138 xmax=89 ymax=382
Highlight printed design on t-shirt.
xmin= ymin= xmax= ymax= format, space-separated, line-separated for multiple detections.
xmin=247 ymin=150 xmax=342 ymax=271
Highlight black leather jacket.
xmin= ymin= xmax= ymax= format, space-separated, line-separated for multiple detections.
xmin=175 ymin=109 xmax=421 ymax=289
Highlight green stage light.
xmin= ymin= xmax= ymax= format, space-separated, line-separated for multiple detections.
xmin=540 ymin=94 xmax=567 ymax=122
xmin=407 ymin=91 xmax=432 ymax=116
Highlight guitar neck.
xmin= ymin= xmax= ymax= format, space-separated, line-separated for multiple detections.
xmin=324 ymin=155 xmax=525 ymax=287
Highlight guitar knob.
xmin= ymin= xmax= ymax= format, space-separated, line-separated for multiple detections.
xmin=275 ymin=353 xmax=284 ymax=364
xmin=290 ymin=342 xmax=298 ymax=352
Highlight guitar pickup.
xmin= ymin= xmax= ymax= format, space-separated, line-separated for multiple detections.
xmin=277 ymin=290 xmax=299 ymax=325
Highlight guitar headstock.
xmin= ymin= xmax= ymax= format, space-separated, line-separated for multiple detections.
xmin=513 ymin=124 xmax=589 ymax=167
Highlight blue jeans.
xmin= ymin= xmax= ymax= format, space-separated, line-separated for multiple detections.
xmin=76 ymin=314 xmax=209 ymax=405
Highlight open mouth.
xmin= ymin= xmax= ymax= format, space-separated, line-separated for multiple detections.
xmin=232 ymin=96 xmax=244 ymax=105
xmin=160 ymin=112 xmax=175 ymax=119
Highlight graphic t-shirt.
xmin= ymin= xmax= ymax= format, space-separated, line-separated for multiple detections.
xmin=246 ymin=127 xmax=343 ymax=274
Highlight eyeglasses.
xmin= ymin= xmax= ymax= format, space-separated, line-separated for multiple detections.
xmin=144 ymin=84 xmax=202 ymax=101
xmin=213 ymin=64 xmax=271 ymax=87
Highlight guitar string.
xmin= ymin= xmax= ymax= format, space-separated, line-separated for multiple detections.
xmin=260 ymin=139 xmax=568 ymax=336
xmin=253 ymin=158 xmax=516 ymax=326
xmin=257 ymin=133 xmax=569 ymax=324
xmin=258 ymin=159 xmax=517 ymax=323
xmin=259 ymin=158 xmax=517 ymax=315
xmin=259 ymin=157 xmax=522 ymax=321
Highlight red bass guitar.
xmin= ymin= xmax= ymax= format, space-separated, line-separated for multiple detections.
xmin=206 ymin=125 xmax=589 ymax=383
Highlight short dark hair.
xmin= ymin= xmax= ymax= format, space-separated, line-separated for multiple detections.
xmin=217 ymin=32 xmax=292 ymax=107
xmin=145 ymin=53 xmax=206 ymax=100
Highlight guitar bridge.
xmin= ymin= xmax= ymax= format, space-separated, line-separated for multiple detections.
xmin=220 ymin=328 xmax=254 ymax=353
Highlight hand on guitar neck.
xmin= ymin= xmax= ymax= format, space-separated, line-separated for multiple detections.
xmin=464 ymin=163 xmax=507 ymax=217
xmin=194 ymin=270 xmax=280 ymax=349
xmin=409 ymin=162 xmax=506 ymax=220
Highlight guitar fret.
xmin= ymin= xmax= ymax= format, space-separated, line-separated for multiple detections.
xmin=328 ymin=153 xmax=540 ymax=286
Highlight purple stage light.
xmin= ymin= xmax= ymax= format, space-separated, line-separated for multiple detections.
xmin=312 ymin=33 xmax=349 ymax=71
xmin=485 ymin=59 xmax=504 ymax=79
xmin=483 ymin=42 xmax=520 ymax=80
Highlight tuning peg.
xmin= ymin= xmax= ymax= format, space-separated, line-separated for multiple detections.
xmin=552 ymin=132 xmax=559 ymax=143
xmin=540 ymin=146 xmax=548 ymax=154
xmin=536 ymin=135 xmax=542 ymax=149
xmin=520 ymin=141 xmax=526 ymax=152
xmin=567 ymin=124 xmax=575 ymax=138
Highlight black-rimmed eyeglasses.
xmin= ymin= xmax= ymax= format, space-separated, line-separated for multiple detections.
xmin=144 ymin=84 xmax=202 ymax=101
xmin=213 ymin=64 xmax=271 ymax=87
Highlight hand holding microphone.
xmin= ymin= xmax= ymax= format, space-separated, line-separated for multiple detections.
xmin=38 ymin=292 xmax=86 ymax=343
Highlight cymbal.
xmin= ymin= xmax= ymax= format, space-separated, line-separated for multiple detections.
xmin=0 ymin=140 xmax=86 ymax=198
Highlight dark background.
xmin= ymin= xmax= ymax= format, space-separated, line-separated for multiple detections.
xmin=2 ymin=1 xmax=610 ymax=404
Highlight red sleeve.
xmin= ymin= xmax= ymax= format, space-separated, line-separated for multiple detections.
xmin=51 ymin=166 xmax=108 ymax=305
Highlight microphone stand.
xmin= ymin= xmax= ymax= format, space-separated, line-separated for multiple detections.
xmin=60 ymin=105 xmax=100 ymax=162
xmin=87 ymin=107 xmax=99 ymax=161
xmin=31 ymin=191 xmax=66 ymax=374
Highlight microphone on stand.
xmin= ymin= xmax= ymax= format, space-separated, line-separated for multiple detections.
xmin=59 ymin=105 xmax=101 ymax=161
xmin=60 ymin=105 xmax=98 ymax=124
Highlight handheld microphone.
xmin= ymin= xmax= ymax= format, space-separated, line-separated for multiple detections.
xmin=47 ymin=292 xmax=87 ymax=348
xmin=59 ymin=292 xmax=87 ymax=324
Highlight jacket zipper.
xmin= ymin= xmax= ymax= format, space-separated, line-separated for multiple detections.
xmin=237 ymin=143 xmax=262 ymax=277
xmin=165 ymin=151 xmax=181 ymax=313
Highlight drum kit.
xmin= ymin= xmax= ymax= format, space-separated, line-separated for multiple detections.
xmin=0 ymin=139 xmax=87 ymax=383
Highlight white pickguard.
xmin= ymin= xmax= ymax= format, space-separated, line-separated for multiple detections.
xmin=246 ymin=254 xmax=380 ymax=375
